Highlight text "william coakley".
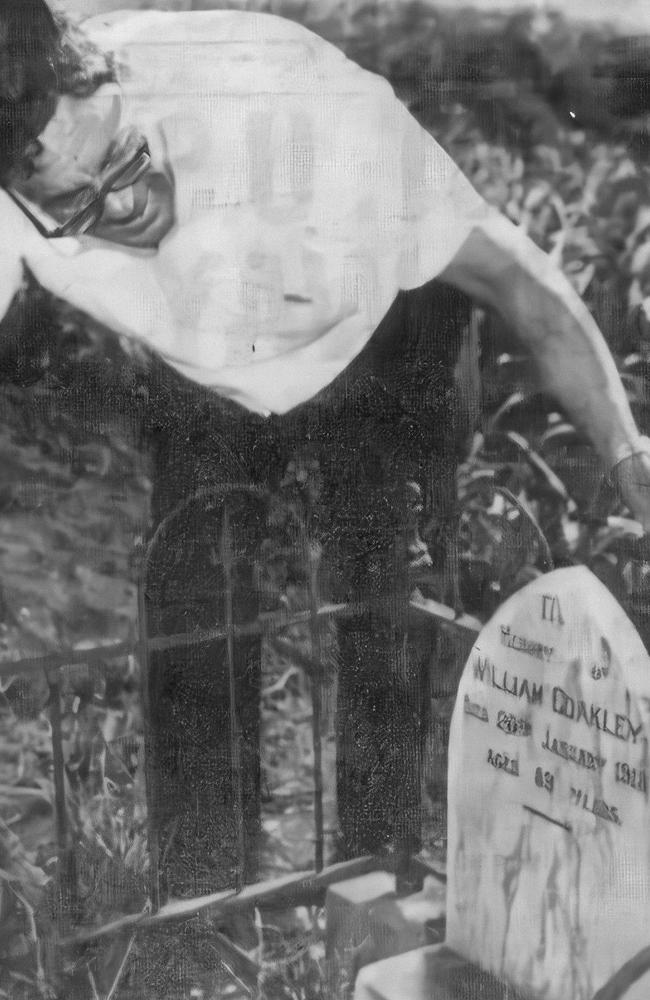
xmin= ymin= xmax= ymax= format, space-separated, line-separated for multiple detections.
xmin=552 ymin=686 xmax=643 ymax=744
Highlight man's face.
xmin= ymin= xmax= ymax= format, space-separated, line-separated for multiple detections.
xmin=14 ymin=85 xmax=127 ymax=212
xmin=10 ymin=84 xmax=175 ymax=246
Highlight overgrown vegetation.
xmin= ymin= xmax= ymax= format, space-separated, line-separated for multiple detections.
xmin=2 ymin=4 xmax=650 ymax=998
xmin=446 ymin=111 xmax=650 ymax=636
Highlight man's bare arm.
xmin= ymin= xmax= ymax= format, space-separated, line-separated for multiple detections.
xmin=439 ymin=212 xmax=650 ymax=527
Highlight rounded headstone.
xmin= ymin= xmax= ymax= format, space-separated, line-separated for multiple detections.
xmin=447 ymin=566 xmax=650 ymax=1000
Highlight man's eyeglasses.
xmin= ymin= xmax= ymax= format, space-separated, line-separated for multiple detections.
xmin=7 ymin=131 xmax=151 ymax=239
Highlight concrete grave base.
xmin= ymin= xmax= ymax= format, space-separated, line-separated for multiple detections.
xmin=326 ymin=871 xmax=447 ymax=984
xmin=326 ymin=871 xmax=397 ymax=979
xmin=354 ymin=944 xmax=528 ymax=1000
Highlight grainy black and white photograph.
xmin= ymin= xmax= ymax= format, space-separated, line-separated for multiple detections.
xmin=2 ymin=0 xmax=650 ymax=998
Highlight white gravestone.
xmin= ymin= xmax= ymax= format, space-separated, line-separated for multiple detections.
xmin=447 ymin=566 xmax=650 ymax=1000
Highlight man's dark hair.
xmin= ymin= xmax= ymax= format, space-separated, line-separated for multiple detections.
xmin=0 ymin=0 xmax=116 ymax=184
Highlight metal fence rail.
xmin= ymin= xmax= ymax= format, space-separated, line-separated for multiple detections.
xmin=2 ymin=596 xmax=481 ymax=882
xmin=2 ymin=480 xmax=481 ymax=975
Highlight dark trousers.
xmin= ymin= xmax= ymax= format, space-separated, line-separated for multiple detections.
xmin=143 ymin=281 xmax=471 ymax=894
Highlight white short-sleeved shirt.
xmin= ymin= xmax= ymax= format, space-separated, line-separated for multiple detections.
xmin=0 ymin=10 xmax=490 ymax=414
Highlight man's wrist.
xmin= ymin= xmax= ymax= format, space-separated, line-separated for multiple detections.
xmin=606 ymin=436 xmax=650 ymax=487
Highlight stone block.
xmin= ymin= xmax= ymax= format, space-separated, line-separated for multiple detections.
xmin=354 ymin=944 xmax=521 ymax=1000
xmin=326 ymin=870 xmax=396 ymax=977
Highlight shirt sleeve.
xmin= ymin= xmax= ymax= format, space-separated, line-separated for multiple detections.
xmin=403 ymin=152 xmax=494 ymax=289
xmin=373 ymin=82 xmax=494 ymax=290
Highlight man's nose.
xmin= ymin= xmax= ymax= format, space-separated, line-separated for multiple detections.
xmin=102 ymin=188 xmax=136 ymax=222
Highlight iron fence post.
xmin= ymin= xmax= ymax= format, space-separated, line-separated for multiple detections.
xmin=47 ymin=669 xmax=76 ymax=928
xmin=137 ymin=575 xmax=161 ymax=913
xmin=221 ymin=502 xmax=246 ymax=890
xmin=306 ymin=535 xmax=325 ymax=873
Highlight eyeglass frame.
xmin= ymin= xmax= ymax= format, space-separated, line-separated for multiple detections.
xmin=5 ymin=140 xmax=152 ymax=239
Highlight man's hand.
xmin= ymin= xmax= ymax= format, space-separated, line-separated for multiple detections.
xmin=611 ymin=439 xmax=650 ymax=532
xmin=92 ymin=170 xmax=175 ymax=249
